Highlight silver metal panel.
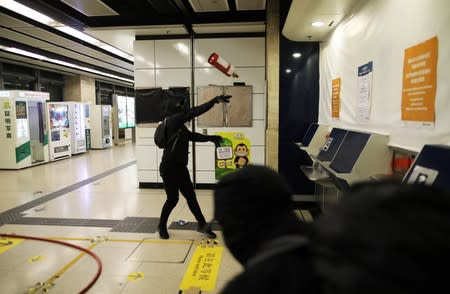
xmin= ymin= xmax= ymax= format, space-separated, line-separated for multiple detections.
xmin=188 ymin=0 xmax=229 ymax=12
xmin=61 ymin=0 xmax=119 ymax=16
xmin=235 ymin=0 xmax=266 ymax=10
xmin=1 ymin=28 xmax=133 ymax=72
xmin=0 ymin=12 xmax=34 ymax=28
xmin=0 ymin=53 xmax=133 ymax=87
xmin=193 ymin=22 xmax=265 ymax=34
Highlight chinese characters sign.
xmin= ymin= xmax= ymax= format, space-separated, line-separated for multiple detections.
xmin=401 ymin=36 xmax=438 ymax=125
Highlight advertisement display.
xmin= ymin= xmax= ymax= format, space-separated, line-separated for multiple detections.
xmin=117 ymin=95 xmax=127 ymax=129
xmin=126 ymin=96 xmax=135 ymax=128
xmin=214 ymin=132 xmax=251 ymax=179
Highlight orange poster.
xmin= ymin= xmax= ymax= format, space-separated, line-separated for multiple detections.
xmin=401 ymin=36 xmax=438 ymax=123
xmin=331 ymin=78 xmax=341 ymax=118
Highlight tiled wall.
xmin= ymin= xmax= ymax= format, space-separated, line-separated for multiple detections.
xmin=134 ymin=37 xmax=266 ymax=184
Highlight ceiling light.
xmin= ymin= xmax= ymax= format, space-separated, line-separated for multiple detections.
xmin=0 ymin=0 xmax=134 ymax=61
xmin=292 ymin=52 xmax=301 ymax=58
xmin=1 ymin=46 xmax=133 ymax=83
xmin=311 ymin=21 xmax=325 ymax=27
xmin=285 ymin=69 xmax=292 ymax=74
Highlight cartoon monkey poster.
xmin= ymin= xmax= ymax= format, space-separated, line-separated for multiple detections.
xmin=214 ymin=132 xmax=251 ymax=179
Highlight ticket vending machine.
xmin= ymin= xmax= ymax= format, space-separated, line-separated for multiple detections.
xmin=0 ymin=90 xmax=50 ymax=169
xmin=67 ymin=102 xmax=87 ymax=154
xmin=403 ymin=145 xmax=450 ymax=192
xmin=84 ymin=103 xmax=91 ymax=150
xmin=90 ymin=104 xmax=112 ymax=149
xmin=46 ymin=102 xmax=72 ymax=161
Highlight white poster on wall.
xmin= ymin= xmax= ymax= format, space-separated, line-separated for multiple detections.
xmin=357 ymin=61 xmax=373 ymax=122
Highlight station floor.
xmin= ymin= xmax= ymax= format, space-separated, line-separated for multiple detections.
xmin=0 ymin=141 xmax=242 ymax=294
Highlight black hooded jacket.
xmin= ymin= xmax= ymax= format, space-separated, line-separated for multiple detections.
xmin=160 ymin=98 xmax=217 ymax=168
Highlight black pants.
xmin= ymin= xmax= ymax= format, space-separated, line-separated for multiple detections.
xmin=159 ymin=165 xmax=206 ymax=228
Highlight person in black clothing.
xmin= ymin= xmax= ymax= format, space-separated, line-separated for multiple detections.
xmin=157 ymin=94 xmax=231 ymax=240
xmin=214 ymin=165 xmax=450 ymax=294
xmin=214 ymin=164 xmax=319 ymax=293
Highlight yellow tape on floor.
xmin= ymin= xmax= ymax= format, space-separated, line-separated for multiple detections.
xmin=179 ymin=240 xmax=224 ymax=292
xmin=0 ymin=237 xmax=23 ymax=254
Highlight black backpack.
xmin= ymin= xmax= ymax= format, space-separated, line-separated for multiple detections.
xmin=154 ymin=118 xmax=180 ymax=150
xmin=154 ymin=118 xmax=168 ymax=148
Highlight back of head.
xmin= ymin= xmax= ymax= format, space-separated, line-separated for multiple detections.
xmin=214 ymin=165 xmax=295 ymax=263
xmin=311 ymin=181 xmax=450 ymax=294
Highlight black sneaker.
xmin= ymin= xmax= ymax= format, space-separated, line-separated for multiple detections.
xmin=197 ymin=224 xmax=217 ymax=239
xmin=158 ymin=225 xmax=169 ymax=239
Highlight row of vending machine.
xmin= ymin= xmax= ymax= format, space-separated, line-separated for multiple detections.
xmin=0 ymin=90 xmax=113 ymax=169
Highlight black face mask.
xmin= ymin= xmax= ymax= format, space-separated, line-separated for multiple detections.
xmin=165 ymin=96 xmax=189 ymax=116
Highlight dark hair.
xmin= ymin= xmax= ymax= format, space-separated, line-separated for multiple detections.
xmin=311 ymin=181 xmax=450 ymax=294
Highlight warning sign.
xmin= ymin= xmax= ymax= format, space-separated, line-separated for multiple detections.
xmin=401 ymin=36 xmax=438 ymax=124
xmin=179 ymin=242 xmax=224 ymax=292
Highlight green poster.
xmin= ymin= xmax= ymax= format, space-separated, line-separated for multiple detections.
xmin=215 ymin=132 xmax=251 ymax=180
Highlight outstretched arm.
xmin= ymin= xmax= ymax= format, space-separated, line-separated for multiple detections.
xmin=181 ymin=95 xmax=231 ymax=123
xmin=188 ymin=131 xmax=223 ymax=145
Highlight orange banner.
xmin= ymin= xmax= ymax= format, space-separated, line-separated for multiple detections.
xmin=331 ymin=78 xmax=341 ymax=118
xmin=401 ymin=36 xmax=438 ymax=123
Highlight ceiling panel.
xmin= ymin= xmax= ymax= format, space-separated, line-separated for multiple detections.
xmin=0 ymin=28 xmax=133 ymax=74
xmin=188 ymin=0 xmax=229 ymax=12
xmin=282 ymin=0 xmax=360 ymax=41
xmin=193 ymin=22 xmax=265 ymax=34
xmin=0 ymin=12 xmax=34 ymax=28
xmin=235 ymin=0 xmax=266 ymax=11
xmin=61 ymin=0 xmax=119 ymax=16
xmin=0 ymin=52 xmax=133 ymax=86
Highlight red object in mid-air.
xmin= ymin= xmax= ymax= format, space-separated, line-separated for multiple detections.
xmin=208 ymin=52 xmax=239 ymax=78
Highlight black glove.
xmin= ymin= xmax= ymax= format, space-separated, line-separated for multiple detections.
xmin=214 ymin=95 xmax=232 ymax=104
xmin=208 ymin=135 xmax=223 ymax=146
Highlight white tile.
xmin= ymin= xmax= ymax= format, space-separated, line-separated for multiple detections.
xmin=155 ymin=39 xmax=191 ymax=68
xmin=135 ymin=69 xmax=156 ymax=88
xmin=195 ymin=37 xmax=265 ymax=67
xmin=253 ymin=93 xmax=266 ymax=120
xmin=134 ymin=40 xmax=155 ymax=69
xmin=136 ymin=145 xmax=158 ymax=170
xmin=155 ymin=68 xmax=191 ymax=88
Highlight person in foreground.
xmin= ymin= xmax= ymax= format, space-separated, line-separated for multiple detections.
xmin=157 ymin=93 xmax=231 ymax=240
xmin=213 ymin=164 xmax=450 ymax=294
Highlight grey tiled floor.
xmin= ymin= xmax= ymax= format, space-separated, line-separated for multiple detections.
xmin=0 ymin=142 xmax=241 ymax=293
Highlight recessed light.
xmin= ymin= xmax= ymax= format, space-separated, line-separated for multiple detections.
xmin=292 ymin=52 xmax=301 ymax=58
xmin=312 ymin=21 xmax=325 ymax=27
xmin=285 ymin=69 xmax=292 ymax=74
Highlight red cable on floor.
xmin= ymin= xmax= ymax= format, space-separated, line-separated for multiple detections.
xmin=0 ymin=233 xmax=102 ymax=293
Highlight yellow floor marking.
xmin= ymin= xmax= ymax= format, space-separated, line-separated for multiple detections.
xmin=0 ymin=237 xmax=24 ymax=254
xmin=42 ymin=242 xmax=98 ymax=290
xmin=179 ymin=241 xmax=224 ymax=292
xmin=127 ymin=272 xmax=144 ymax=281
xmin=28 ymin=255 xmax=46 ymax=263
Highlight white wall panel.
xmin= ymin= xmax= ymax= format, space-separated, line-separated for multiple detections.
xmin=135 ymin=145 xmax=158 ymax=169
xmin=138 ymin=170 xmax=158 ymax=183
xmin=194 ymin=38 xmax=265 ymax=67
xmin=135 ymin=69 xmax=156 ymax=88
xmin=155 ymin=68 xmax=191 ymax=88
xmin=155 ymin=39 xmax=191 ymax=68
xmin=195 ymin=171 xmax=216 ymax=184
xmin=195 ymin=145 xmax=216 ymax=170
xmin=134 ymin=36 xmax=266 ymax=184
xmin=319 ymin=0 xmax=450 ymax=151
xmin=252 ymin=93 xmax=265 ymax=120
xmin=194 ymin=68 xmax=265 ymax=93
xmin=134 ymin=40 xmax=155 ymax=69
